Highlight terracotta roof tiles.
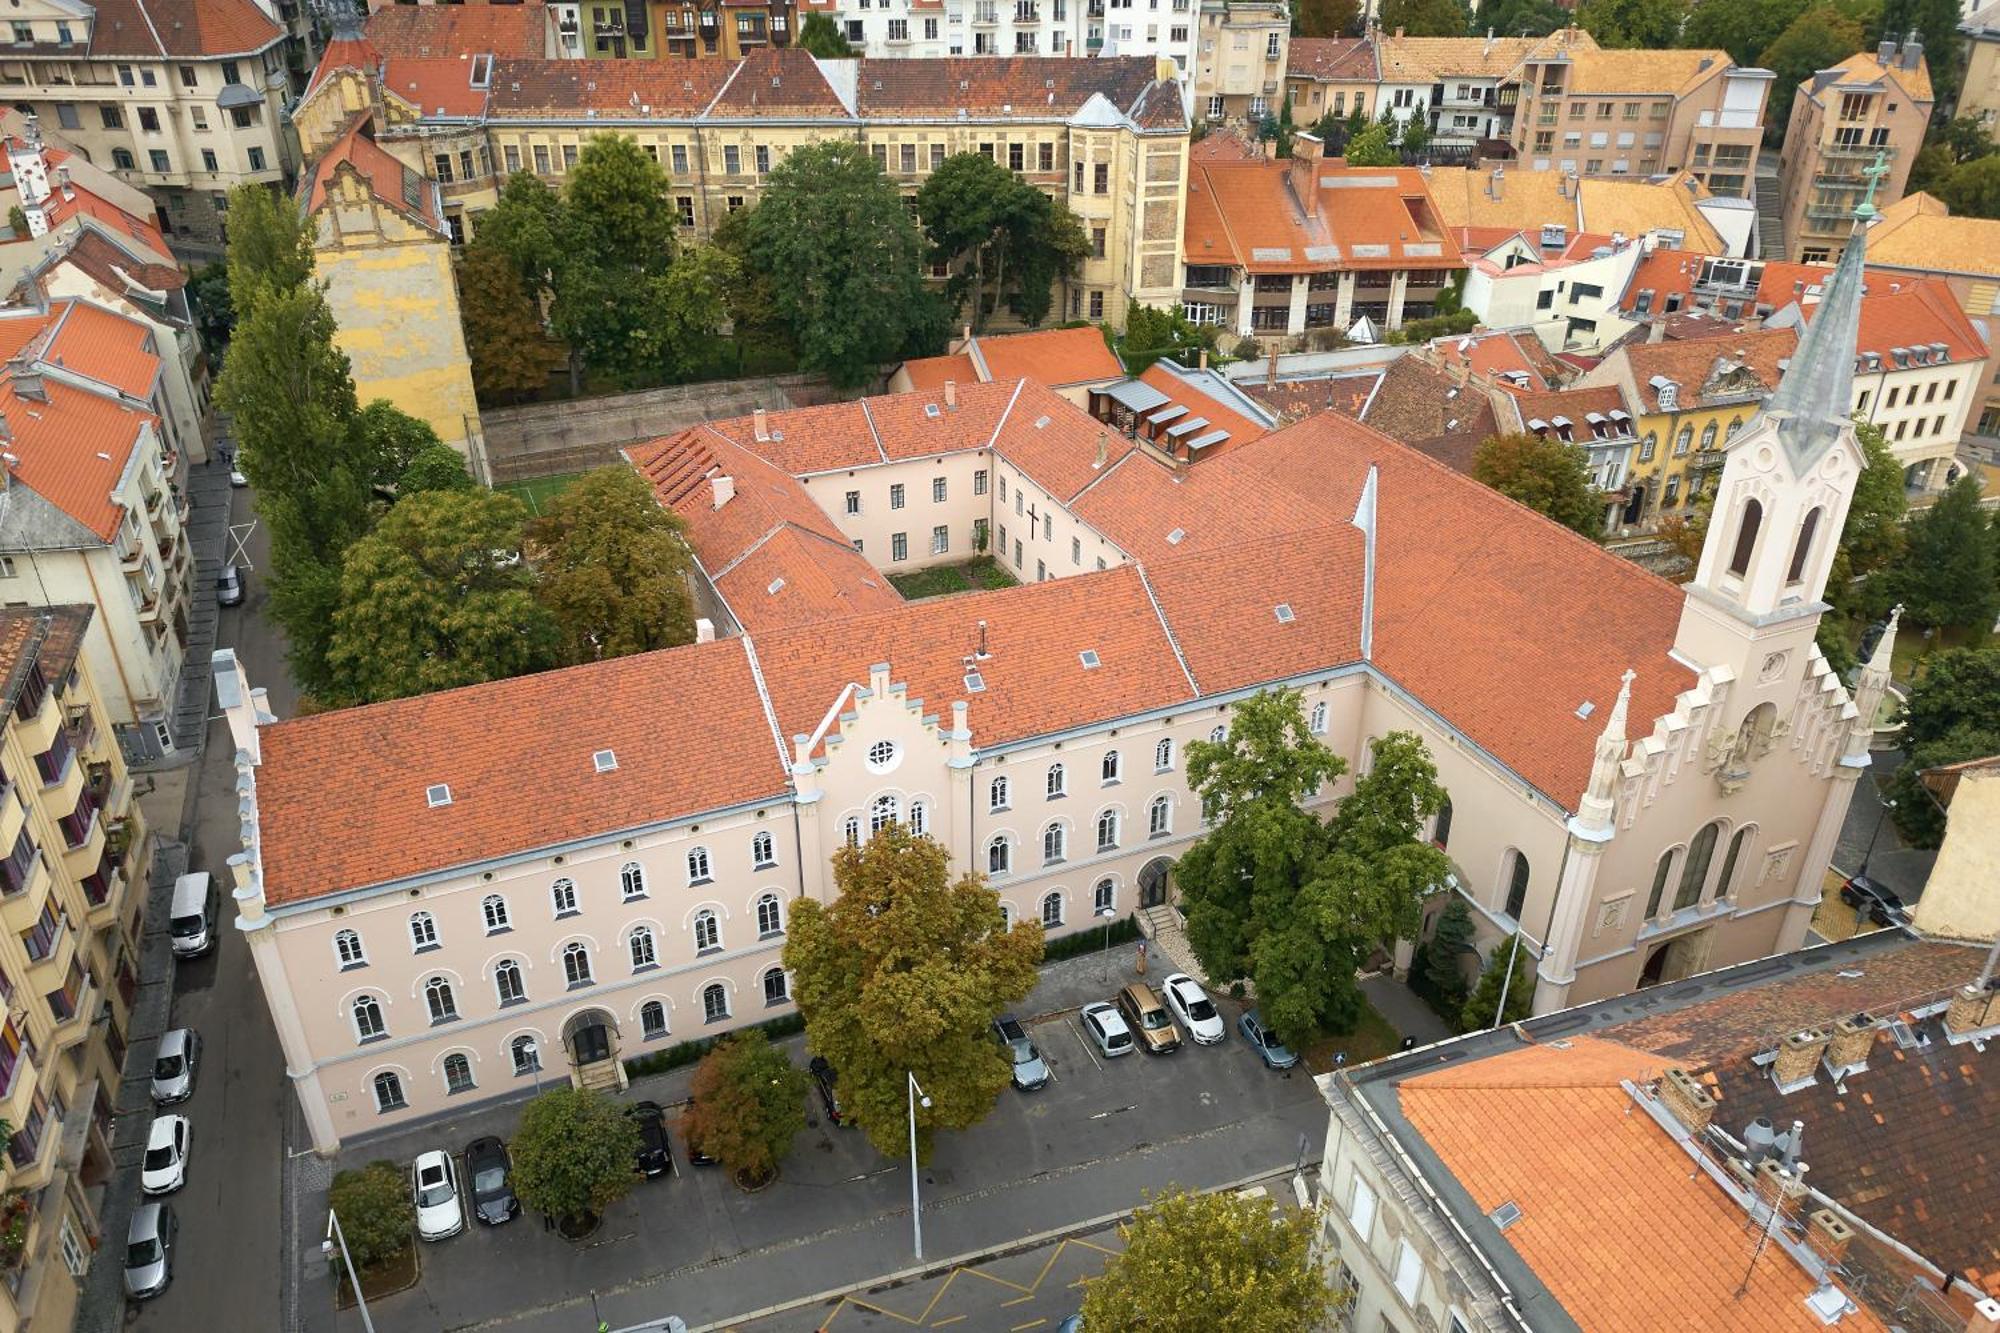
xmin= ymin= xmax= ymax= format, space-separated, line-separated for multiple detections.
xmin=708 ymin=48 xmax=851 ymax=118
xmin=1865 ymin=193 xmax=2000 ymax=280
xmin=363 ymin=1 xmax=551 ymax=58
xmin=1284 ymin=36 xmax=1376 ymax=81
xmin=85 ymin=0 xmax=283 ymax=58
xmin=975 ymin=326 xmax=1125 ymax=389
xmin=302 ymin=119 xmax=441 ymax=231
xmin=1185 ymin=160 xmax=1461 ymax=274
xmin=488 ymin=57 xmax=735 ymax=118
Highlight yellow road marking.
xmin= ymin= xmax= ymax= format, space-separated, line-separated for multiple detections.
xmin=1011 ymin=1321 xmax=1050 ymax=1331
xmin=1001 ymin=1294 xmax=1037 ymax=1307
xmin=930 ymin=1316 xmax=969 ymax=1328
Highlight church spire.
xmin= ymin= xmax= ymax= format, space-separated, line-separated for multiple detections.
xmin=1574 ymin=669 xmax=1635 ymax=836
xmin=1846 ymin=605 xmax=1901 ymax=763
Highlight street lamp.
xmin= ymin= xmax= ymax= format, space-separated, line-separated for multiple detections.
xmin=324 ymin=1208 xmax=378 ymax=1333
xmin=907 ymin=1072 xmax=932 ymax=1263
xmin=1098 ymin=906 xmax=1118 ymax=982
xmin=1858 ymin=798 xmax=1899 ymax=877
xmin=523 ymin=1036 xmax=542 ymax=1095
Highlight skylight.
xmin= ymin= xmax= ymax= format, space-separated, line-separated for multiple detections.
xmin=593 ymin=750 xmax=618 ymax=773
xmin=426 ymin=784 xmax=453 ymax=808
xmin=964 ymin=671 xmax=987 ymax=693
xmin=1274 ymin=604 xmax=1295 ymax=624
xmin=1079 ymin=650 xmax=1101 ymax=669
xmin=925 ymin=403 xmax=941 ymax=419
xmin=1166 ymin=528 xmax=1186 ymax=545
xmin=767 ymin=578 xmax=786 ymax=595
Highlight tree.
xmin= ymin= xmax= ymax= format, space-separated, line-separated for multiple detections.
xmin=1397 ymin=113 xmax=1430 ymax=155
xmin=398 ymin=443 xmax=475 ymax=495
xmin=1875 ymin=0 xmax=1962 ymax=101
xmin=796 ymin=10 xmax=853 ymax=55
xmin=653 ymin=242 xmax=740 ymax=382
xmin=1471 ymin=432 xmax=1607 ymax=540
xmin=783 ymin=823 xmax=1043 ymax=1161
xmin=683 ymin=1030 xmax=811 ymax=1187
xmin=349 ymin=399 xmax=444 ymax=495
xmin=1886 ymin=647 xmax=2000 ymax=845
xmin=324 ymin=489 xmax=561 ymax=705
xmin=223 ymin=180 xmax=314 ymax=309
xmin=1758 ymin=8 xmax=1867 ymax=140
xmin=1000 ymin=190 xmax=1090 ymax=327
xmin=1078 ymin=1188 xmax=1338 ymax=1332
xmin=747 ymin=141 xmax=945 ymax=388
xmin=549 ymin=134 xmax=684 ymax=383
xmin=527 ymin=465 xmax=697 ymax=662
xmin=1379 ymin=0 xmax=1469 ymax=35
xmin=187 ymin=262 xmax=234 ymax=353
xmin=1420 ymin=895 xmax=1476 ymax=1013
xmin=1682 ymin=0 xmax=1809 ymax=67
xmin=458 ymin=240 xmax=566 ymax=403
xmin=1890 ymin=475 xmax=2000 ymax=633
xmin=1462 ymin=933 xmax=1537 ymax=1028
xmin=326 ymin=1161 xmax=413 ymax=1278
xmin=711 ymin=207 xmax=793 ymax=356
xmin=1576 ymin=0 xmax=1690 ymax=46
xmin=1294 ymin=0 xmax=1360 ymax=36
xmin=1343 ymin=123 xmax=1399 ymax=166
xmin=918 ymin=152 xmax=1020 ymax=331
xmin=1935 ymin=154 xmax=2000 ymax=219
xmin=1830 ymin=421 xmax=1908 ymax=614
xmin=507 ymin=1087 xmax=641 ymax=1226
xmin=478 ymin=171 xmax=573 ymax=299
xmin=1941 ymin=114 xmax=1997 ymax=165
xmin=1121 ymin=300 xmax=1216 ymax=373
xmin=1478 ymin=0 xmax=1571 ymax=33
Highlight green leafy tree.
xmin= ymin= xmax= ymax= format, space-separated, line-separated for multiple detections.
xmin=1462 ymin=932 xmax=1538 ymax=1028
xmin=1576 ymin=0 xmax=1690 ymax=45
xmin=222 ymin=180 xmax=314 ymax=309
xmin=1682 ymin=0 xmax=1808 ymax=66
xmin=1421 ymin=895 xmax=1476 ymax=1012
xmin=711 ymin=207 xmax=793 ymax=355
xmin=527 ymin=465 xmax=696 ymax=662
xmin=1875 ymin=0 xmax=1962 ymax=100
xmin=551 ymin=134 xmax=683 ymax=382
xmin=783 ymin=823 xmax=1043 ymax=1161
xmin=1886 ymin=647 xmax=2000 ymax=845
xmin=1759 ymin=8 xmax=1867 ymax=138
xmin=507 ymin=1087 xmax=642 ymax=1225
xmin=1121 ymin=300 xmax=1217 ymax=373
xmin=1294 ymin=0 xmax=1361 ymax=36
xmin=1001 ymin=190 xmax=1091 ymax=327
xmin=1479 ymin=0 xmax=1571 ymax=33
xmin=1832 ymin=421 xmax=1909 ymax=612
xmin=1941 ymin=114 xmax=1997 ymax=164
xmin=747 ymin=140 xmax=944 ymax=388
xmin=398 ymin=443 xmax=474 ymax=495
xmin=1907 ymin=143 xmax=1957 ymax=197
xmin=1379 ymin=0 xmax=1469 ymax=35
xmin=1936 ymin=154 xmax=2000 ymax=218
xmin=1890 ymin=475 xmax=1999 ymax=633
xmin=1079 ymin=1188 xmax=1339 ymax=1331
xmin=324 ymin=489 xmax=560 ymax=705
xmin=683 ymin=1031 xmax=811 ymax=1186
xmin=654 ymin=242 xmax=740 ymax=381
xmin=458 ymin=240 xmax=566 ymax=404
xmin=1343 ymin=123 xmax=1399 ymax=166
xmin=349 ymin=399 xmax=444 ymax=495
xmin=188 ymin=262 xmax=234 ymax=352
xmin=326 ymin=1161 xmax=412 ymax=1278
xmin=1471 ymin=432 xmax=1607 ymax=540
xmin=478 ymin=171 xmax=573 ymax=299
xmin=917 ymin=152 xmax=1020 ymax=331
xmin=797 ymin=10 xmax=854 ymax=55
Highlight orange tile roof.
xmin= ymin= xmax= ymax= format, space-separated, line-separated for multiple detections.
xmin=255 ymin=638 xmax=790 ymax=903
xmin=36 ymin=298 xmax=161 ymax=401
xmin=34 ymin=147 xmax=172 ymax=256
xmin=1804 ymin=275 xmax=1988 ymax=366
xmin=993 ymin=380 xmax=1139 ymax=502
xmin=689 ymin=379 xmax=1017 ymax=477
xmin=898 ymin=352 xmax=978 ymax=390
xmin=628 ymin=423 xmax=848 ymax=573
xmin=381 ymin=57 xmax=493 ymax=119
xmin=974 ymin=326 xmax=1125 ymax=390
xmin=1431 ymin=329 xmax=1564 ymax=390
xmin=1619 ymin=327 xmax=1797 ymax=412
xmin=488 ymin=58 xmax=735 ymax=118
xmin=0 ymin=371 xmax=154 ymax=542
xmin=87 ymin=0 xmax=284 ymax=58
xmin=303 ymin=119 xmax=441 ymax=232
xmin=364 ymin=1 xmax=552 ymax=58
xmin=712 ymin=526 xmax=904 ymax=632
xmin=306 ymin=34 xmax=379 ymax=96
xmin=1864 ymin=192 xmax=2000 ymax=280
xmin=1133 ymin=362 xmax=1271 ymax=456
xmin=1829 ymin=48 xmax=1934 ymax=107
xmin=1189 ymin=126 xmax=1265 ymax=163
xmin=709 ymin=48 xmax=851 ymax=118
xmin=1285 ymin=36 xmax=1376 ymax=82
xmin=1186 ymin=160 xmax=1462 ymax=275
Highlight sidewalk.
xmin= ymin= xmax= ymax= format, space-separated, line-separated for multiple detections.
xmin=166 ymin=447 xmax=238 ymax=757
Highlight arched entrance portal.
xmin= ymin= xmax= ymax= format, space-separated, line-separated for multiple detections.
xmin=561 ymin=1007 xmax=626 ymax=1092
xmin=1138 ymin=857 xmax=1175 ymax=909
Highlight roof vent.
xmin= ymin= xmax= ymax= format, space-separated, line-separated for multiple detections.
xmin=1804 ymin=1285 xmax=1855 ymax=1324
xmin=1274 ymin=603 xmax=1295 ymax=623
xmin=964 ymin=670 xmax=986 ymax=693
xmin=1034 ymin=414 xmax=1051 ymax=428
xmin=1489 ymin=1201 xmax=1522 ymax=1230
xmin=593 ymin=749 xmax=618 ymax=773
xmin=1575 ymin=700 xmax=1595 ymax=719
xmin=1079 ymin=650 xmax=1100 ymax=668
xmin=426 ymin=784 xmax=453 ymax=808
xmin=1166 ymin=527 xmax=1186 ymax=545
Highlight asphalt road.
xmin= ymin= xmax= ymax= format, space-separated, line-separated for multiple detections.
xmin=1831 ymin=747 xmax=1937 ymax=905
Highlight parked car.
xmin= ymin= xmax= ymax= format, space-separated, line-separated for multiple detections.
xmin=1161 ymin=973 xmax=1225 ymax=1045
xmin=411 ymin=1149 xmax=464 ymax=1241
xmin=151 ymin=1027 xmax=200 ymax=1106
xmin=1115 ymin=983 xmax=1182 ymax=1055
xmin=993 ymin=1015 xmax=1050 ymax=1091
xmin=1056 ymin=1318 xmax=1083 ymax=1333
xmin=465 ymin=1136 xmax=518 ymax=1226
xmin=628 ymin=1100 xmax=673 ymax=1177
xmin=228 ymin=468 xmax=248 ymax=488
xmin=1839 ymin=873 xmax=1908 ymax=927
xmin=141 ymin=1116 xmax=190 ymax=1195
xmin=809 ymin=1056 xmax=847 ymax=1125
xmin=1238 ymin=1010 xmax=1299 ymax=1071
xmin=124 ymin=1201 xmax=176 ymax=1299
xmin=215 ymin=564 xmax=243 ymax=607
xmin=1080 ymin=1002 xmax=1134 ymax=1058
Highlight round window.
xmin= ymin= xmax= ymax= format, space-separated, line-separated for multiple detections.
xmin=866 ymin=740 xmax=899 ymax=773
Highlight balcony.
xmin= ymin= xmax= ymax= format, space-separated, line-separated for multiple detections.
xmin=1823 ymin=141 xmax=1895 ymax=160
xmin=45 ymin=975 xmax=98 ymax=1053
xmin=1014 ymin=2 xmax=1039 ymax=18
xmin=972 ymin=6 xmax=998 ymax=23
xmin=115 ymin=532 xmax=143 ymax=571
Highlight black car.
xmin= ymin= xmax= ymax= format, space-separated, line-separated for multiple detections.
xmin=808 ymin=1056 xmax=846 ymax=1126
xmin=1839 ymin=874 xmax=1908 ymax=927
xmin=465 ymin=1136 xmax=518 ymax=1226
xmin=628 ymin=1100 xmax=673 ymax=1177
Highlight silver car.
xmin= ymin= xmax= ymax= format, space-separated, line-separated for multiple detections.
xmin=151 ymin=1028 xmax=200 ymax=1106
xmin=1080 ymin=1002 xmax=1134 ymax=1058
xmin=124 ymin=1200 xmax=175 ymax=1299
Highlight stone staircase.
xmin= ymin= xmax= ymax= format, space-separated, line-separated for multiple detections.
xmin=1753 ymin=167 xmax=1786 ymax=259
xmin=1138 ymin=904 xmax=1207 ymax=984
xmin=577 ymin=1058 xmax=624 ymax=1093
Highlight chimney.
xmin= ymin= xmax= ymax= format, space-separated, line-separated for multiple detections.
xmin=1093 ymin=430 xmax=1108 ymax=469
xmin=961 ymin=323 xmax=972 ymax=349
xmin=694 ymin=618 xmax=716 ymax=644
xmin=1755 ymin=1158 xmax=1809 ymax=1225
xmin=709 ymin=474 xmax=735 ymax=509
xmin=1773 ymin=1028 xmax=1830 ymax=1090
xmin=1394 ymin=25 xmax=1404 ymax=38
xmin=1198 ymin=348 xmax=1208 ymax=371
xmin=1288 ymin=132 xmax=1324 ymax=220
xmin=1824 ymin=1013 xmax=1877 ymax=1074
xmin=1488 ymin=165 xmax=1505 ymax=201
xmin=10 ymin=361 xmax=44 ymax=403
xmin=1944 ymin=978 xmax=2000 ymax=1039
xmin=1806 ymin=1208 xmax=1854 ymax=1267
xmin=1659 ymin=1068 xmax=1715 ymax=1136
xmin=944 ymin=379 xmax=957 ymax=409
xmin=1877 ymin=38 xmax=1896 ymax=65
xmin=1484 ymin=26 xmax=1494 ymax=56
xmin=0 ymin=410 xmax=10 ymax=445
xmin=1903 ymin=33 xmax=1923 ymax=70
xmin=752 ymin=407 xmax=770 ymax=442
xmin=1968 ymin=1296 xmax=2000 ymax=1333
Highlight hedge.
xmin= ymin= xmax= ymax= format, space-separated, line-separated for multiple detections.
xmin=622 ymin=1011 xmax=807 ymax=1081
xmin=1042 ymin=912 xmax=1142 ymax=963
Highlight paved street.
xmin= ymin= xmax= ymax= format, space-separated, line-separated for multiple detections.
xmin=1831 ymin=747 xmax=1936 ymax=905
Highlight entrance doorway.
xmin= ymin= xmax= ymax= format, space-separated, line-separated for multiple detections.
xmin=1638 ymin=928 xmax=1713 ymax=989
xmin=1138 ymin=857 xmax=1174 ymax=909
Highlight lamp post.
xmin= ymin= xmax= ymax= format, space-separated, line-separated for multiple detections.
xmin=524 ymin=1037 xmax=542 ymax=1096
xmin=1097 ymin=905 xmax=1118 ymax=982
xmin=324 ymin=1208 xmax=378 ymax=1333
xmin=907 ymin=1072 xmax=932 ymax=1263
xmin=1857 ymin=797 xmax=1898 ymax=877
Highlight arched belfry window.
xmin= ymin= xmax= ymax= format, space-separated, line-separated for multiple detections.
xmin=1727 ymin=498 xmax=1763 ymax=577
xmin=1786 ymin=507 xmax=1821 ymax=584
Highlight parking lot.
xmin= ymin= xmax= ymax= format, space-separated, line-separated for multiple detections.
xmin=284 ymin=946 xmax=1338 ymax=1333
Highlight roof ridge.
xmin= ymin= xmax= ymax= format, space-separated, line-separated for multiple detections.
xmin=736 ymin=631 xmax=791 ymax=774
xmin=1132 ymin=561 xmax=1199 ymax=695
xmin=858 ymin=397 xmax=889 ymax=464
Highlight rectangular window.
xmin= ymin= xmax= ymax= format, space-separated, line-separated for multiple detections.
xmin=1074 ymin=160 xmax=1085 ymax=191
xmin=755 ymin=145 xmax=770 ymax=174
xmin=931 ymin=476 xmax=947 ymax=503
xmin=925 ymin=16 xmax=939 ymax=37
xmin=892 ymin=532 xmax=908 ymax=561
xmin=434 ymin=153 xmax=456 ymax=184
xmin=533 ymin=144 xmax=551 ymax=174
xmin=1348 ymin=1177 xmax=1378 ymax=1240
xmin=931 ymin=525 xmax=949 ymax=555
xmin=724 ymin=145 xmax=741 ymax=174
xmin=100 ymin=106 xmax=122 ymax=130
xmin=901 ymin=143 xmax=917 ymax=173
xmin=248 ymin=147 xmax=265 ymax=172
xmin=1089 ymin=290 xmax=1104 ymax=320
xmin=504 ymin=145 xmax=521 ymax=173
xmin=931 ymin=143 xmax=946 ymax=170
xmin=55 ymin=103 xmax=79 ymax=131
xmin=1094 ymin=163 xmax=1108 ymax=194
xmin=459 ymin=150 xmax=475 ymax=181
xmin=844 ymin=491 xmax=861 ymax=516
xmin=1393 ymin=1239 xmax=1422 ymax=1304
xmin=138 ymin=107 xmax=160 ymax=133
xmin=1071 ymin=536 xmax=1081 ymax=564
xmin=974 ymin=469 xmax=988 ymax=496
xmin=148 ymin=150 xmax=169 ymax=173
xmin=890 ymin=482 xmax=906 ymax=510
xmin=1266 ymin=31 xmax=1279 ymax=57
xmin=562 ymin=144 xmax=578 ymax=171
xmin=677 ymin=196 xmax=694 ymax=227
xmin=1091 ymin=226 xmax=1106 ymax=259
xmin=1009 ymin=142 xmax=1024 ymax=172
xmin=1039 ymin=142 xmax=1054 ymax=172
xmin=231 ymin=104 xmax=256 ymax=130
xmin=201 ymin=149 xmax=217 ymax=172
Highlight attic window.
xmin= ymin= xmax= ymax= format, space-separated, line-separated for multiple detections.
xmin=469 ymin=53 xmax=492 ymax=88
xmin=925 ymin=403 xmax=941 ymax=419
xmin=1575 ymin=700 xmax=1595 ymax=720
xmin=1166 ymin=527 xmax=1186 ymax=546
xmin=964 ymin=670 xmax=987 ymax=693
xmin=593 ymin=749 xmax=618 ymax=773
xmin=1079 ymin=650 xmax=1101 ymax=669
xmin=426 ymin=784 xmax=453 ymax=808
xmin=1274 ymin=603 xmax=1295 ymax=624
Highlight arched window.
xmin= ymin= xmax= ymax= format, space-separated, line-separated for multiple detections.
xmin=988 ymin=835 xmax=1011 ymax=875
xmin=1502 ymin=851 xmax=1529 ymax=920
xmin=1094 ymin=878 xmax=1115 ymax=913
xmin=1736 ymin=702 xmax=1778 ymax=762
xmin=1102 ymin=750 xmax=1121 ymax=783
xmin=1046 ymin=763 xmax=1066 ymax=798
xmin=1727 ymin=498 xmax=1763 ymax=577
xmin=373 ymin=1070 xmax=406 ymax=1112
xmin=551 ymin=878 xmax=578 ymax=916
xmin=752 ymin=830 xmax=776 ymax=868
xmin=1041 ymin=891 xmax=1064 ymax=927
xmin=494 ymin=959 xmax=526 ymax=1006
xmin=562 ymin=942 xmax=593 ymax=987
xmin=990 ymin=776 xmax=1010 ymax=811
xmin=909 ymin=801 xmax=928 ymax=836
xmin=627 ymin=861 xmax=652 ymax=898
xmin=702 ymin=982 xmax=729 ymax=1023
xmin=1786 ymin=507 xmax=1821 ymax=584
xmin=334 ymin=929 xmax=366 ymax=969
xmin=1309 ymin=701 xmax=1329 ymax=734
xmin=352 ymin=994 xmax=386 ymax=1042
xmin=756 ymin=893 xmax=783 ymax=937
xmin=1698 ymin=421 xmax=1717 ymax=451
xmin=1042 ymin=823 xmax=1066 ymax=864
xmin=842 ymin=816 xmax=861 ymax=848
xmin=693 ymin=910 xmax=721 ymax=953
xmin=1647 ymin=848 xmax=1674 ymax=918
xmin=762 ymin=966 xmax=789 ymax=1006
xmin=1725 ymin=416 xmax=1744 ymax=440
xmin=1718 ymin=824 xmax=1755 ymax=899
xmin=680 ymin=851 xmax=705 ymax=887
xmin=510 ymin=1035 xmax=540 ymax=1075
xmin=629 ymin=925 xmax=657 ymax=970
xmin=443 ymin=1053 xmax=475 ymax=1095
xmin=1433 ymin=795 xmax=1453 ymax=850
xmin=998 ymin=903 xmax=1013 ymax=930
xmin=640 ymin=1000 xmax=668 ymax=1041
xmin=482 ymin=894 xmax=510 ymax=933
xmin=1096 ymin=809 xmax=1119 ymax=852
xmin=1155 ymin=738 xmax=1174 ymax=771
xmin=1149 ymin=794 xmax=1172 ymax=837
xmin=1676 ymin=821 xmax=1721 ymax=910
xmin=409 ymin=911 xmax=438 ymax=951
xmin=871 ymin=794 xmax=900 ymax=835
xmin=1675 ymin=424 xmax=1693 ymax=454
xmin=424 ymin=977 xmax=458 ymax=1024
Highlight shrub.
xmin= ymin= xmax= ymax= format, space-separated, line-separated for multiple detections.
xmin=327 ymin=1160 xmax=413 ymax=1276
xmin=507 ymin=1087 xmax=641 ymax=1224
xmin=683 ymin=1030 xmax=810 ymax=1184
xmin=1041 ymin=912 xmax=1141 ymax=963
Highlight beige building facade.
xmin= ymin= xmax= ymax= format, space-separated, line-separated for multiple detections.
xmin=1776 ymin=41 xmax=1933 ymax=263
xmin=1189 ymin=0 xmax=1286 ymax=127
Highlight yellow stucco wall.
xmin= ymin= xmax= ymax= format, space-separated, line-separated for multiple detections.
xmin=1629 ymin=403 xmax=1752 ymax=513
xmin=1912 ymin=768 xmax=2000 ymax=943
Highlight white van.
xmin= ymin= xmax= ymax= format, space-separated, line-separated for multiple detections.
xmin=168 ymin=873 xmax=217 ymax=959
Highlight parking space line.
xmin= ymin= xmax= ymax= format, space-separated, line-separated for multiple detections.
xmin=1001 ymin=1294 xmax=1036 ymax=1307
xmin=930 ymin=1316 xmax=969 ymax=1328
xmin=1010 ymin=1321 xmax=1049 ymax=1331
xmin=1068 ymin=1019 xmax=1102 ymax=1073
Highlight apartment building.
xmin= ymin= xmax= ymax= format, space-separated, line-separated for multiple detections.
xmin=1189 ymin=0 xmax=1285 ymax=126
xmin=1281 ymin=35 xmax=1375 ymax=125
xmin=1960 ymin=1 xmax=2000 ymax=137
xmin=1181 ymin=138 xmax=1465 ymax=341
xmin=0 ymin=605 xmax=150 ymax=1333
xmin=801 ymin=0 xmax=1191 ymax=65
xmin=0 ymin=303 xmax=192 ymax=763
xmin=1865 ymin=191 xmax=2000 ymax=452
xmin=569 ymin=0 xmax=795 ymax=59
xmin=0 ymin=0 xmax=296 ymax=257
xmin=1372 ymin=30 xmax=1566 ymax=154
xmin=1777 ymin=39 xmax=1933 ymax=263
xmin=1511 ymin=38 xmax=1772 ymax=200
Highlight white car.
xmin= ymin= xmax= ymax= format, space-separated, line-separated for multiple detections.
xmin=1162 ymin=973 xmax=1226 ymax=1045
xmin=141 ymin=1115 xmax=190 ymax=1195
xmin=1080 ymin=1002 xmax=1134 ymax=1058
xmin=411 ymin=1150 xmax=464 ymax=1241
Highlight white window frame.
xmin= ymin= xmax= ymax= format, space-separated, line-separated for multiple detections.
xmin=1149 ymin=794 xmax=1172 ymax=837
xmin=990 ymin=776 xmax=1010 ymax=811
xmin=988 ymin=835 xmax=1012 ymax=875
xmin=481 ymin=894 xmax=509 ymax=933
xmin=641 ymin=1000 xmax=669 ymax=1041
xmin=1046 ymin=763 xmax=1066 ymax=798
xmin=409 ymin=911 xmax=438 ymax=952
xmin=757 ymin=893 xmax=783 ymax=937
xmin=752 ymin=830 xmax=776 ymax=868
xmin=693 ymin=910 xmax=721 ymax=953
xmin=552 ymin=878 xmax=578 ymax=916
xmin=1042 ymin=823 xmax=1066 ymax=864
xmin=630 ymin=925 xmax=657 ymax=970
xmin=352 ymin=994 xmax=386 ymax=1042
xmin=1041 ymin=891 xmax=1064 ymax=927
xmin=702 ymin=982 xmax=730 ymax=1023
xmin=334 ymin=929 xmax=366 ymax=969
xmin=1348 ymin=1175 xmax=1378 ymax=1241
xmin=563 ymin=941 xmax=593 ymax=987
xmin=1155 ymin=738 xmax=1174 ymax=772
xmin=494 ymin=959 xmax=526 ymax=1006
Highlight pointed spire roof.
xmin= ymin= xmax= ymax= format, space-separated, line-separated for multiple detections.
xmin=1759 ymin=206 xmax=1874 ymax=468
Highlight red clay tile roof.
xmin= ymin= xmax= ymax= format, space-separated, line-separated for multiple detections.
xmin=255 ymin=639 xmax=790 ymax=903
xmin=35 ymin=298 xmax=161 ymax=400
xmin=1430 ymin=329 xmax=1564 ymax=391
xmin=1189 ymin=126 xmax=1265 ymax=163
xmin=977 ymin=326 xmax=1125 ymax=389
xmin=1806 ymin=276 xmax=1988 ymax=367
xmin=709 ymin=48 xmax=851 ymax=118
xmin=364 ymin=1 xmax=551 ymax=58
xmin=1185 ymin=160 xmax=1463 ymax=275
xmin=86 ymin=0 xmax=283 ymax=58
xmin=1285 ymin=36 xmax=1377 ymax=81
xmin=40 ymin=230 xmax=184 ymax=307
xmin=712 ymin=526 xmax=904 ymax=632
xmin=898 ymin=352 xmax=979 ymax=390
xmin=303 ymin=119 xmax=442 ymax=232
xmin=1128 ymin=362 xmax=1272 ymax=459
xmin=306 ymin=34 xmax=378 ymax=96
xmin=1357 ymin=355 xmax=1502 ymax=473
xmin=28 ymin=147 xmax=173 ymax=257
xmin=381 ymin=57 xmax=493 ymax=119
xmin=1620 ymin=326 xmax=1797 ymax=411
xmin=690 ymin=380 xmax=1020 ymax=478
xmin=628 ymin=423 xmax=848 ymax=571
xmin=853 ymin=56 xmax=1174 ymax=124
xmin=1511 ymin=384 xmax=1635 ymax=441
xmin=488 ymin=58 xmax=735 ymax=117
xmin=1240 ymin=371 xmax=1382 ymax=423
xmin=0 ymin=370 xmax=154 ymax=542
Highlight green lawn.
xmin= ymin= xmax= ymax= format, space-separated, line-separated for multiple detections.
xmin=1299 ymin=997 xmax=1405 ymax=1074
xmin=496 ymin=471 xmax=586 ymax=517
xmin=887 ymin=556 xmax=1019 ymax=601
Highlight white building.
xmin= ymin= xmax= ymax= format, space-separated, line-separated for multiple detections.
xmin=806 ymin=0 xmax=1196 ymax=68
